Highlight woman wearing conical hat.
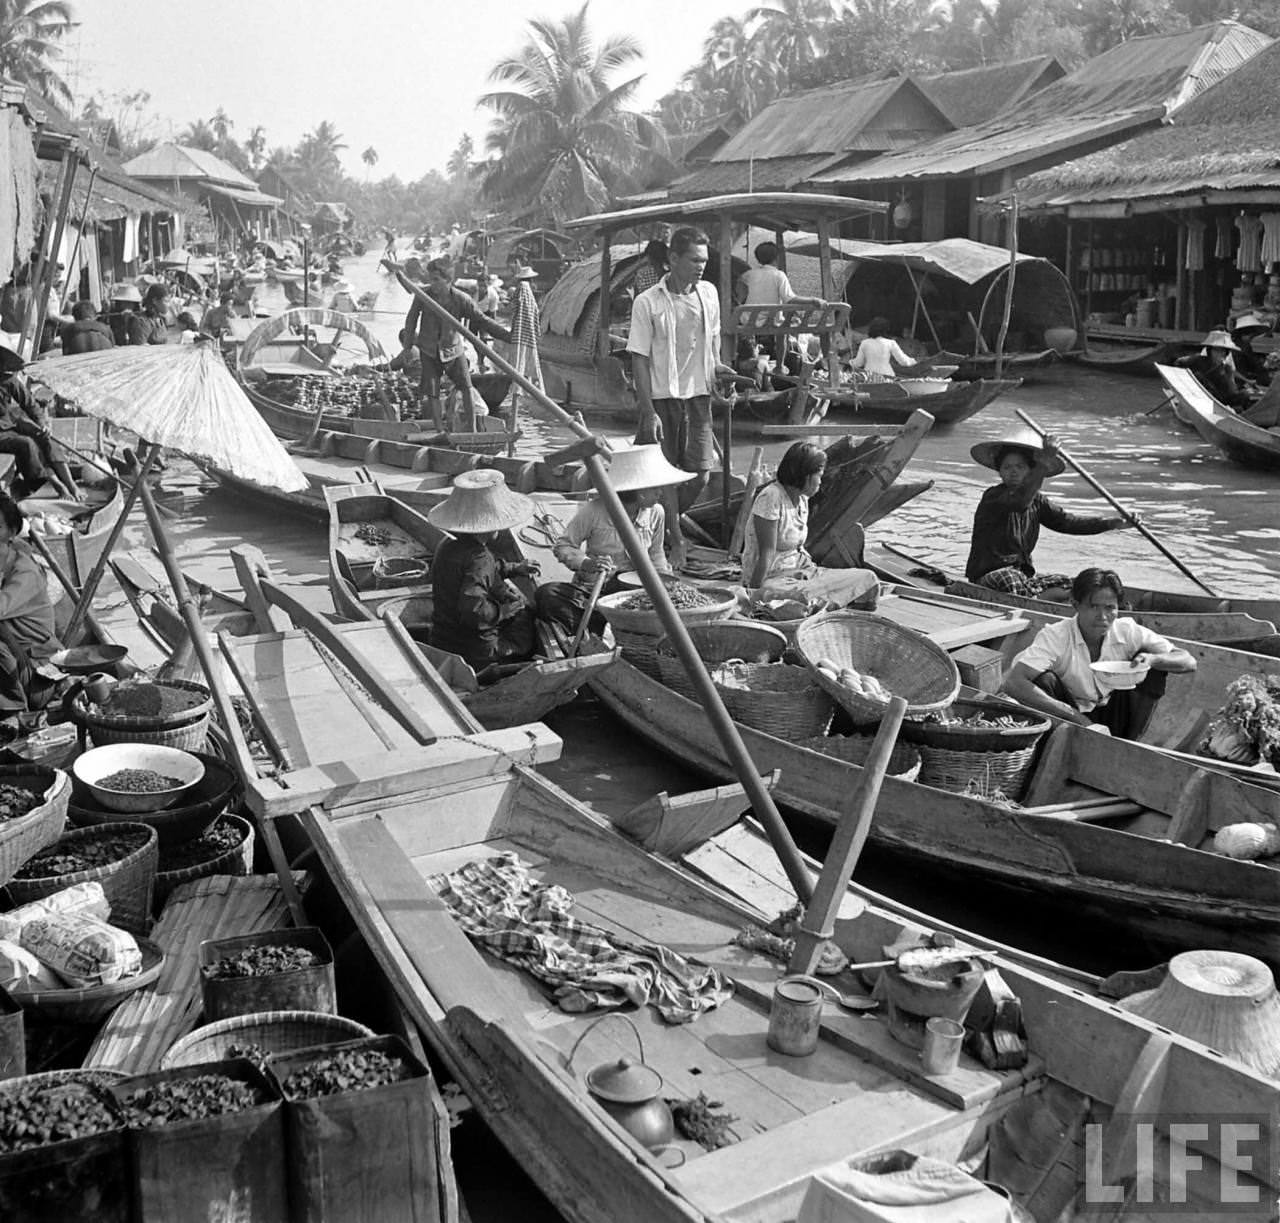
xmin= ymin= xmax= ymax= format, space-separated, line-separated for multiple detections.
xmin=426 ymin=470 xmax=540 ymax=670
xmin=965 ymin=428 xmax=1133 ymax=601
xmin=1174 ymin=329 xmax=1255 ymax=410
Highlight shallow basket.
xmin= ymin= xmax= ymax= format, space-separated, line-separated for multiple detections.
xmin=161 ymin=1009 xmax=377 ymax=1070
xmin=712 ymin=662 xmax=834 ymax=742
xmin=373 ymin=555 xmax=430 ymax=590
xmin=794 ymin=611 xmax=959 ymax=725
xmin=655 ymin=621 xmax=788 ymax=698
xmin=899 ymin=698 xmax=1051 ymax=754
xmin=70 ymin=678 xmax=213 ymax=752
xmin=7 ymin=937 xmax=165 ymax=1024
xmin=796 ymin=732 xmax=922 ymax=782
xmin=153 ymin=813 xmax=255 ymax=910
xmin=599 ymin=585 xmax=738 ymax=677
xmin=0 ymin=765 xmax=70 ymax=888
xmin=7 ymin=822 xmax=158 ymax=937
xmin=917 ymin=743 xmax=1040 ymax=802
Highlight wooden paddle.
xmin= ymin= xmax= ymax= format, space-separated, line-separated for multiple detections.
xmin=1014 ymin=408 xmax=1219 ymax=598
xmin=568 ymin=570 xmax=608 ymax=657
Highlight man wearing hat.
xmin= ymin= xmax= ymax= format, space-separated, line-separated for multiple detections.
xmin=1230 ymin=313 xmax=1273 ymax=388
xmin=534 ymin=444 xmax=690 ymax=636
xmin=106 ymin=283 xmax=143 ymax=346
xmin=426 ymin=469 xmax=540 ymax=670
xmin=1175 ymin=329 xmax=1255 ymax=410
xmin=966 ymin=429 xmax=1131 ymax=599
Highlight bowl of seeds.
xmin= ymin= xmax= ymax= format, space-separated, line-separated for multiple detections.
xmin=71 ymin=744 xmax=205 ymax=813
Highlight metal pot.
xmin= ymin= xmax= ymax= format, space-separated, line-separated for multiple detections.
xmin=570 ymin=1014 xmax=675 ymax=1150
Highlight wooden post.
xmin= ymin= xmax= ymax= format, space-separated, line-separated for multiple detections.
xmin=1175 ymin=220 xmax=1187 ymax=331
xmin=20 ymin=145 xmax=78 ymax=360
xmin=994 ymin=196 xmax=1019 ymax=380
xmin=595 ymin=238 xmax=612 ymax=362
xmin=718 ymin=212 xmax=734 ymax=366
xmin=1084 ymin=220 xmax=1094 ymax=323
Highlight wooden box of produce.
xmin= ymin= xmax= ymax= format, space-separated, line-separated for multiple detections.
xmin=111 ymin=1058 xmax=285 ymax=1223
xmin=270 ymin=1035 xmax=442 ymax=1223
xmin=200 ymin=926 xmax=336 ymax=1020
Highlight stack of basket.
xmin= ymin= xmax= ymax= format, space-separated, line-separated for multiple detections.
xmin=898 ymin=698 xmax=1051 ymax=801
xmin=65 ymin=678 xmax=213 ymax=752
xmin=655 ymin=621 xmax=787 ymax=698
xmin=597 ymin=585 xmax=738 ymax=677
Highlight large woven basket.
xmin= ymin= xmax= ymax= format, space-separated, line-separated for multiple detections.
xmin=153 ymin=813 xmax=255 ymax=911
xmin=794 ymin=611 xmax=959 ymax=726
xmin=0 ymin=765 xmax=70 ymax=887
xmin=712 ymin=662 xmax=834 ymax=741
xmin=7 ymin=937 xmax=165 ymax=1024
xmin=917 ymin=744 xmax=1040 ymax=802
xmin=796 ymin=732 xmax=922 ymax=782
xmin=655 ymin=621 xmax=788 ymax=698
xmin=161 ymin=1010 xmax=376 ymax=1070
xmin=69 ymin=678 xmax=213 ymax=751
xmin=900 ymin=698 xmax=1050 ymax=753
xmin=7 ymin=822 xmax=158 ymax=937
xmin=598 ymin=585 xmax=738 ymax=677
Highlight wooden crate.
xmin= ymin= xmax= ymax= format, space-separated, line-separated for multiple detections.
xmin=951 ymin=644 xmax=1004 ymax=693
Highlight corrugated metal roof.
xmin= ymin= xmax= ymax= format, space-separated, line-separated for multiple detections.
xmin=915 ymin=56 xmax=1065 ymax=127
xmin=712 ymin=76 xmax=949 ymax=162
xmin=123 ymin=143 xmax=257 ymax=188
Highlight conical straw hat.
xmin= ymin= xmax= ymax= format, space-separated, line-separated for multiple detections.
xmin=970 ymin=428 xmax=1066 ymax=478
xmin=427 ymin=468 xmax=534 ymax=533
xmin=1120 ymin=950 xmax=1280 ymax=1076
xmin=605 ymin=444 xmax=695 ymax=493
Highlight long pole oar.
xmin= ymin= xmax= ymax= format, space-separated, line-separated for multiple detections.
xmin=394 ymin=266 xmax=815 ymax=904
xmin=1015 ymin=407 xmax=1219 ymax=598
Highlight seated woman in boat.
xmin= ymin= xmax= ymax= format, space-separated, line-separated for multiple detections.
xmin=848 ymin=317 xmax=919 ymax=382
xmin=1175 ymin=330 xmax=1256 ymax=410
xmin=1230 ymin=313 xmax=1273 ymax=388
xmin=426 ymin=469 xmax=540 ymax=672
xmin=965 ymin=429 xmax=1132 ymax=601
xmin=1000 ymin=567 xmax=1195 ymax=740
xmin=535 ymin=445 xmax=690 ymax=637
xmin=741 ymin=441 xmax=879 ymax=607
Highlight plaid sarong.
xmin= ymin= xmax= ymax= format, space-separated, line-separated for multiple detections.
xmin=975 ymin=566 xmax=1071 ymax=597
xmin=430 ymin=851 xmax=732 ymax=1024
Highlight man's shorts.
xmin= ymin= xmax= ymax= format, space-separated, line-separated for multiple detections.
xmin=653 ymin=395 xmax=714 ymax=473
xmin=420 ymin=353 xmax=471 ymax=398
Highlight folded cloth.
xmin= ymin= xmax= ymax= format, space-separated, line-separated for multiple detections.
xmin=430 ymin=851 xmax=733 ymax=1023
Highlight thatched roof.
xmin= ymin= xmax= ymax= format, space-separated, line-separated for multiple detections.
xmin=915 ymin=56 xmax=1065 ymax=128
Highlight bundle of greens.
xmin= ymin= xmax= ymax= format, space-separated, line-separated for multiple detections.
xmin=1203 ymin=675 xmax=1280 ymax=767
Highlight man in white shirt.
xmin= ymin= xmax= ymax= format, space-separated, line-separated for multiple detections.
xmin=627 ymin=226 xmax=720 ymax=568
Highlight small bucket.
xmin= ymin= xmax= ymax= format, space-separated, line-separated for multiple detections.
xmin=766 ymin=975 xmax=824 ymax=1057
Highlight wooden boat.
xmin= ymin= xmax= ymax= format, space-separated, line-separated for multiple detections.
xmin=951 ymin=348 xmax=1058 ymax=381
xmin=819 ymin=377 xmax=1017 ymax=427
xmin=869 ymin=541 xmax=1280 ymax=655
xmin=1074 ymin=339 xmax=1172 ymax=376
xmin=222 ymin=599 xmax=1280 ymax=1223
xmin=1158 ymin=362 xmax=1280 ymax=471
xmin=324 ymin=484 xmax=615 ymax=727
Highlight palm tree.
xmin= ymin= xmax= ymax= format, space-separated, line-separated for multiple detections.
xmin=702 ymin=14 xmax=775 ymax=117
xmin=478 ymin=3 xmax=662 ymax=225
xmin=446 ymin=134 xmax=472 ymax=182
xmin=0 ymin=0 xmax=76 ymax=104
xmin=747 ymin=0 xmax=837 ymax=82
xmin=361 ymin=146 xmax=378 ymax=171
xmin=245 ymin=124 xmax=267 ymax=171
xmin=179 ymin=118 xmax=217 ymax=151
xmin=210 ymin=107 xmax=234 ymax=143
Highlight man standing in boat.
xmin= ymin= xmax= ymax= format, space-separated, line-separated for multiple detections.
xmin=628 ymin=226 xmax=721 ymax=569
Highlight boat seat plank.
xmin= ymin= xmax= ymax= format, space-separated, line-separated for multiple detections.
xmin=878 ymin=592 xmax=1030 ymax=646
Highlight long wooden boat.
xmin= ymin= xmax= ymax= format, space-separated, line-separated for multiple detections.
xmin=1074 ymin=339 xmax=1172 ymax=376
xmin=1158 ymin=362 xmax=1280 ymax=471
xmin=226 ymin=606 xmax=1280 ymax=1223
xmin=768 ymin=375 xmax=1019 ymax=428
xmin=950 ymin=348 xmax=1058 ymax=382
xmin=869 ymin=541 xmax=1280 ymax=655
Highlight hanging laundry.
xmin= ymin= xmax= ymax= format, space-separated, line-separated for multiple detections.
xmin=1259 ymin=213 xmax=1280 ymax=269
xmin=1185 ymin=220 xmax=1206 ymax=272
xmin=1216 ymin=215 xmax=1233 ymax=261
xmin=1236 ymin=215 xmax=1263 ymax=272
xmin=122 ymin=215 xmax=138 ymax=264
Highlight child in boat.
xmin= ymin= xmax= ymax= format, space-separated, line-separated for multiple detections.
xmin=965 ymin=428 xmax=1133 ymax=600
xmin=1000 ymin=567 xmax=1195 ymax=740
xmin=426 ymin=470 xmax=539 ymax=672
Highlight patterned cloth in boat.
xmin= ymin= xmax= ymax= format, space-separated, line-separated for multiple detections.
xmin=429 ymin=851 xmax=732 ymax=1023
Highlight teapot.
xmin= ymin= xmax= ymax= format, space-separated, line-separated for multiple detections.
xmin=569 ymin=1014 xmax=675 ymax=1151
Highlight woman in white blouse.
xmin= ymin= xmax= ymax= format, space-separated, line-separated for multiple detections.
xmin=849 ymin=316 xmax=918 ymax=381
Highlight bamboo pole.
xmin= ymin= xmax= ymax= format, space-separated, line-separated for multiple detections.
xmin=60 ymin=166 xmax=98 ymax=311
xmin=392 ymin=266 xmax=815 ymax=903
xmin=994 ymin=196 xmax=1019 ymax=380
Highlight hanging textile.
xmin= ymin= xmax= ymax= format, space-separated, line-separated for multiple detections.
xmin=1185 ymin=221 xmax=1206 ymax=272
xmin=1236 ymin=215 xmax=1263 ymax=272
xmin=1216 ymin=215 xmax=1233 ymax=261
xmin=6 ymin=110 xmax=37 ymax=275
xmin=1259 ymin=213 xmax=1280 ymax=269
xmin=122 ymin=215 xmax=138 ymax=264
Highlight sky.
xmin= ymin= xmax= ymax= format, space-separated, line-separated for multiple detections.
xmin=63 ymin=0 xmax=743 ymax=180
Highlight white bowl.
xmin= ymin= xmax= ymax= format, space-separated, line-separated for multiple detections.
xmin=72 ymin=743 xmax=205 ymax=813
xmin=1090 ymin=660 xmax=1150 ymax=691
xmin=896 ymin=378 xmax=952 ymax=397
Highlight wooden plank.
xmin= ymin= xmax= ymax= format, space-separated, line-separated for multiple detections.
xmin=613 ymin=780 xmax=758 ymax=857
xmin=758 ymin=424 xmax=900 ymax=437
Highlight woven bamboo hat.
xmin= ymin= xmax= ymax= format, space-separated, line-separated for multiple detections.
xmin=427 ymin=468 xmax=534 ymax=533
xmin=605 ymin=444 xmax=695 ymax=493
xmin=1120 ymin=950 xmax=1280 ymax=1077
xmin=512 ymin=264 xmax=539 ymax=280
xmin=110 ymin=283 xmax=142 ymax=304
xmin=1231 ymin=312 xmax=1270 ymax=336
xmin=970 ymin=429 xmax=1066 ymax=478
xmin=0 ymin=342 xmax=23 ymax=373
xmin=1201 ymin=329 xmax=1241 ymax=353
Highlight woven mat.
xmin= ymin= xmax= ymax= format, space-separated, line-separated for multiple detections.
xmin=83 ymin=871 xmax=308 ymax=1075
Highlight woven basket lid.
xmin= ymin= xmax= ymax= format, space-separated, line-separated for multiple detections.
xmin=426 ymin=468 xmax=534 ymax=533
xmin=1120 ymin=950 xmax=1280 ymax=1076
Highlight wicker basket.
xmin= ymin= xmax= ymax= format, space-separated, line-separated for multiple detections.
xmin=7 ymin=937 xmax=165 ymax=1024
xmin=794 ymin=611 xmax=959 ymax=726
xmin=900 ymin=698 xmax=1050 ymax=753
xmin=917 ymin=744 xmax=1040 ymax=802
xmin=712 ymin=662 xmax=834 ymax=741
xmin=69 ymin=679 xmax=213 ymax=752
xmin=160 ymin=1010 xmax=376 ymax=1070
xmin=598 ymin=585 xmax=738 ymax=677
xmin=0 ymin=765 xmax=70 ymax=887
xmin=655 ymin=621 xmax=788 ymax=698
xmin=796 ymin=733 xmax=922 ymax=782
xmin=153 ymin=813 xmax=255 ymax=911
xmin=7 ymin=822 xmax=158 ymax=937
xmin=373 ymin=555 xmax=430 ymax=589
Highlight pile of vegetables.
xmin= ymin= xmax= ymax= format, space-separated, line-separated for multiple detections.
xmin=812 ymin=657 xmax=891 ymax=702
xmin=1202 ymin=675 xmax=1280 ymax=767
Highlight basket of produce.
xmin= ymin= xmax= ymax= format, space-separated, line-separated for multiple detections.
xmin=69 ymin=753 xmax=240 ymax=849
xmin=597 ymin=583 xmax=737 ymax=677
xmin=1201 ymin=675 xmax=1280 ymax=768
xmin=654 ymin=621 xmax=787 ymax=698
xmin=200 ymin=927 xmax=336 ymax=1020
xmin=899 ymin=698 xmax=1051 ymax=752
xmin=915 ymin=744 xmax=1041 ymax=801
xmin=742 ymin=596 xmax=835 ymax=641
xmin=0 ymin=766 xmax=69 ymax=888
xmin=710 ymin=661 xmax=834 ymax=741
xmin=795 ymin=732 xmax=922 ymax=781
xmin=153 ymin=814 xmax=255 ymax=910
xmin=71 ymin=744 xmax=205 ymax=814
xmin=161 ymin=1010 xmax=376 ymax=1070
xmin=65 ymin=678 xmax=213 ymax=751
xmin=795 ymin=611 xmax=959 ymax=725
xmin=7 ymin=823 xmax=158 ymax=938
xmin=8 ymin=936 xmax=165 ymax=1024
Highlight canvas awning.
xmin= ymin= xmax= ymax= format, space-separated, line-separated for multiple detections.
xmin=787 ymin=236 xmax=1049 ymax=285
xmin=202 ymin=182 xmax=282 ymax=209
xmin=563 ymin=192 xmax=887 ymax=236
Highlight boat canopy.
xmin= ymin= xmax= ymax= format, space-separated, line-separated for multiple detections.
xmin=563 ymin=192 xmax=888 ymax=236
xmin=239 ymin=307 xmax=387 ymax=374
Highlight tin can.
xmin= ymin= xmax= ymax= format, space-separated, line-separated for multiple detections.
xmin=766 ymin=975 xmax=824 ymax=1057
